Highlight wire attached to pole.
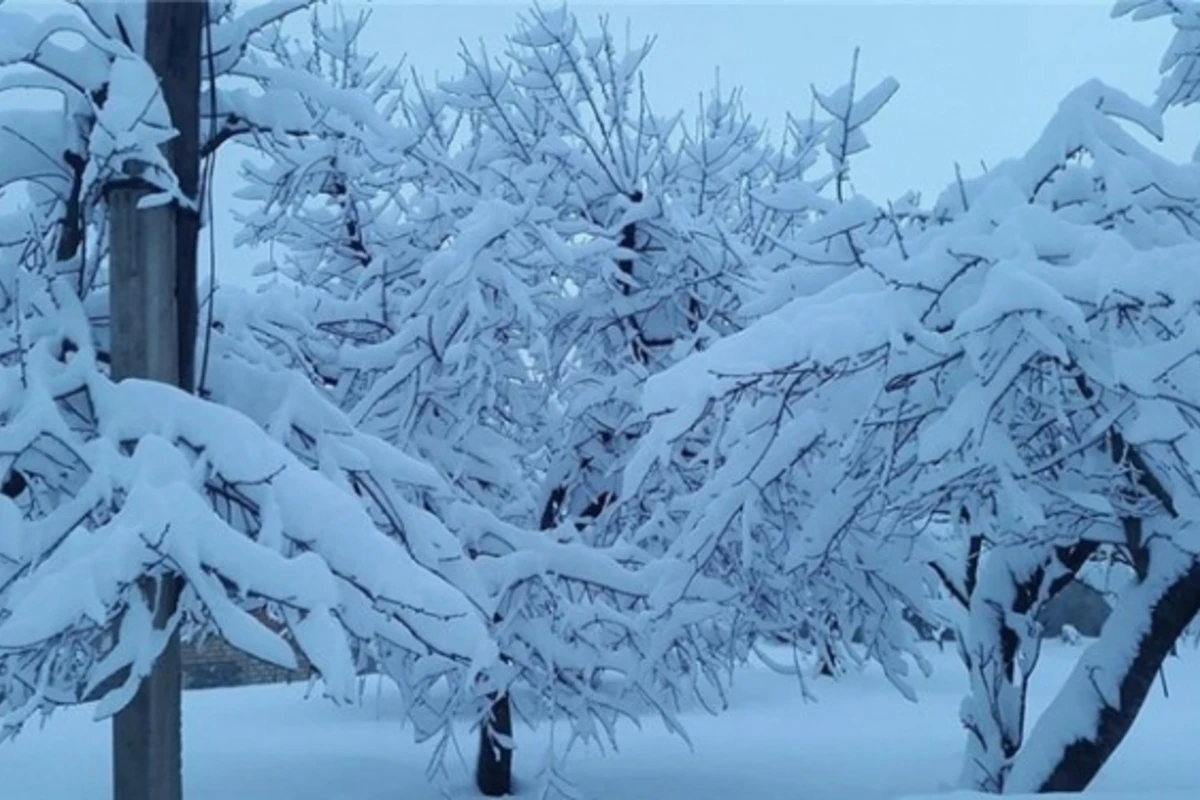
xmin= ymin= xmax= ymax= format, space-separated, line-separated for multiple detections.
xmin=197 ymin=0 xmax=220 ymax=397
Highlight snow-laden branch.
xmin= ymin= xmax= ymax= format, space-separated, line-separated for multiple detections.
xmin=0 ymin=279 xmax=496 ymax=739
xmin=204 ymin=273 xmax=736 ymax=745
xmin=632 ymin=76 xmax=1200 ymax=789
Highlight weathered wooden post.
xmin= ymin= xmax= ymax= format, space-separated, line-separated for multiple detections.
xmin=107 ymin=2 xmax=203 ymax=799
xmin=108 ymin=164 xmax=185 ymax=800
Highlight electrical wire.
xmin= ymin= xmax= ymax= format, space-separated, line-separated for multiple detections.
xmin=197 ymin=0 xmax=220 ymax=397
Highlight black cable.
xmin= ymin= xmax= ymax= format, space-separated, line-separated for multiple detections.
xmin=197 ymin=0 xmax=220 ymax=397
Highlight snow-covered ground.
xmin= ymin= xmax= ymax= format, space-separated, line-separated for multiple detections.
xmin=1 ymin=643 xmax=1197 ymax=799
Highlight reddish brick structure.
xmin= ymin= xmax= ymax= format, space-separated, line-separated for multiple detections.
xmin=181 ymin=611 xmax=313 ymax=690
xmin=180 ymin=635 xmax=313 ymax=690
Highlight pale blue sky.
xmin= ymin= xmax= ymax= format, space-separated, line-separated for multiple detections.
xmin=199 ymin=1 xmax=1200 ymax=284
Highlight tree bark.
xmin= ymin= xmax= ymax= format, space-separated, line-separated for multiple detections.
xmin=997 ymin=380 xmax=1192 ymax=792
xmin=475 ymin=692 xmax=514 ymax=797
xmin=1006 ymin=538 xmax=1200 ymax=792
xmin=957 ymin=539 xmax=1095 ymax=792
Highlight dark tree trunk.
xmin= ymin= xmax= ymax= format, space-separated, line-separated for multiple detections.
xmin=816 ymin=616 xmax=840 ymax=677
xmin=475 ymin=692 xmax=514 ymax=797
xmin=1007 ymin=544 xmax=1200 ymax=792
xmin=466 ymin=487 xmax=568 ymax=799
xmin=817 ymin=647 xmax=837 ymax=677
xmin=1003 ymin=389 xmax=1193 ymax=791
xmin=957 ymin=539 xmax=1097 ymax=791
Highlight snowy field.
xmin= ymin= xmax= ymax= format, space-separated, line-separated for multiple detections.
xmin=1 ymin=643 xmax=1197 ymax=800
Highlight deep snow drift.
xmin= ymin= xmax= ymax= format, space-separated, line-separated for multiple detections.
xmin=0 ymin=642 xmax=1197 ymax=799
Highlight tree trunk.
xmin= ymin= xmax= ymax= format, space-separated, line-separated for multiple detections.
xmin=817 ymin=646 xmax=837 ymax=677
xmin=816 ymin=616 xmax=841 ymax=677
xmin=1006 ymin=538 xmax=1200 ymax=792
xmin=470 ymin=486 xmax=568 ymax=796
xmin=957 ymin=540 xmax=1095 ymax=792
xmin=476 ymin=692 xmax=514 ymax=797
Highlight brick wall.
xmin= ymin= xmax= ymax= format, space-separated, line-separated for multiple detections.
xmin=180 ymin=609 xmax=314 ymax=690
xmin=80 ymin=611 xmax=315 ymax=697
xmin=180 ymin=633 xmax=313 ymax=690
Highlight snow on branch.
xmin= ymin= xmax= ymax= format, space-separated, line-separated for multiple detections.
xmin=1114 ymin=0 xmax=1200 ymax=114
xmin=629 ymin=79 xmax=1200 ymax=695
xmin=0 ymin=279 xmax=495 ymax=739
xmin=0 ymin=3 xmax=185 ymax=209
xmin=205 ymin=273 xmax=734 ymax=747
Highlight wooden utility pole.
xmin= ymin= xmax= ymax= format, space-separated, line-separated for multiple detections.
xmin=108 ymin=2 xmax=203 ymax=799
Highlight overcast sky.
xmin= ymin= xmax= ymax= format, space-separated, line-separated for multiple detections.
xmin=208 ymin=1 xmax=1200 ymax=285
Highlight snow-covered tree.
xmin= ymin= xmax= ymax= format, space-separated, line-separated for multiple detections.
xmin=612 ymin=51 xmax=915 ymax=688
xmin=433 ymin=8 xmax=819 ymax=789
xmin=632 ymin=62 xmax=1200 ymax=793
xmin=231 ymin=4 xmax=419 ymax=303
xmin=231 ymin=8 xmax=740 ymax=795
xmin=0 ymin=278 xmax=498 ymax=735
xmin=0 ymin=0 xmax=510 ymax=754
